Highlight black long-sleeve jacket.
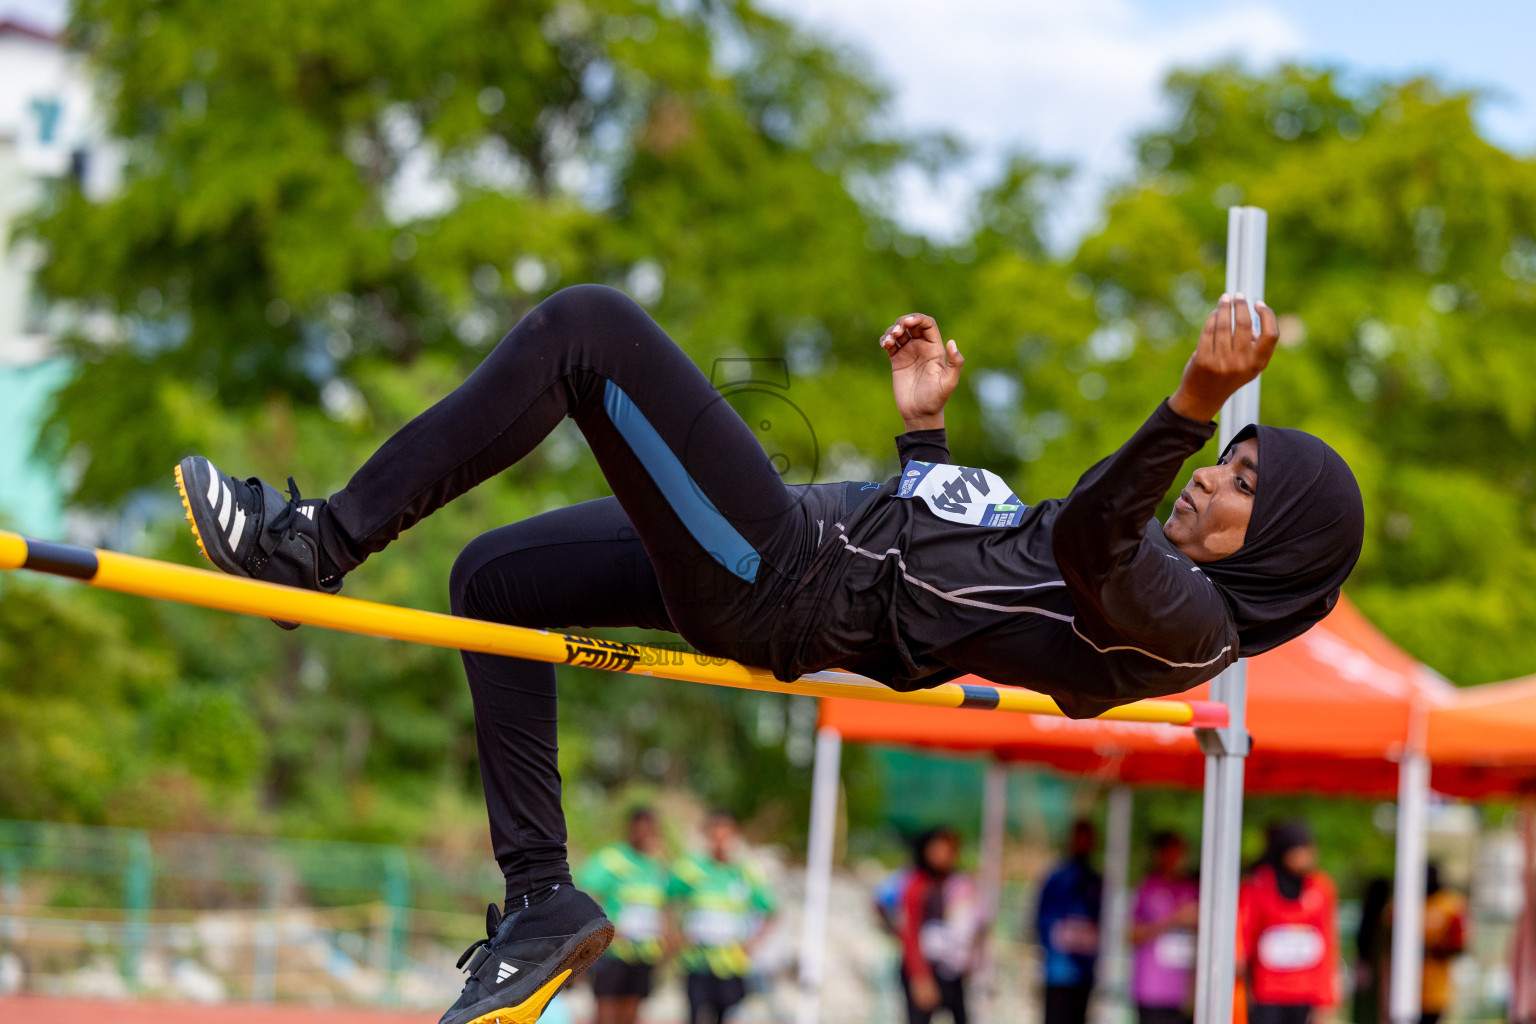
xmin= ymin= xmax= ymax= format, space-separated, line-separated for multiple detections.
xmin=767 ymin=401 xmax=1239 ymax=718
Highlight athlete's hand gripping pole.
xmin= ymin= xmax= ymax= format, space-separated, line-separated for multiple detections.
xmin=1168 ymin=294 xmax=1279 ymax=424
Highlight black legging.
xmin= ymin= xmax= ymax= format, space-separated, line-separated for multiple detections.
xmin=686 ymin=973 xmax=748 ymax=1024
xmin=1247 ymin=1004 xmax=1312 ymax=1024
xmin=900 ymin=970 xmax=968 ymax=1024
xmin=317 ymin=284 xmax=867 ymax=898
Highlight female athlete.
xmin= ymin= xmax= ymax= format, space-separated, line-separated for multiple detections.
xmin=174 ymin=287 xmax=1362 ymax=1024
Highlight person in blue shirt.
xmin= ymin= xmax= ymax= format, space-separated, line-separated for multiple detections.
xmin=1035 ymin=820 xmax=1103 ymax=1024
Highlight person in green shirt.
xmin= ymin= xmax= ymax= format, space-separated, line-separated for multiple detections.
xmin=576 ymin=807 xmax=672 ymax=1024
xmin=668 ymin=809 xmax=778 ymax=1024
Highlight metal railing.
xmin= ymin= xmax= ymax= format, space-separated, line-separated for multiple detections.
xmin=0 ymin=818 xmax=498 ymax=1007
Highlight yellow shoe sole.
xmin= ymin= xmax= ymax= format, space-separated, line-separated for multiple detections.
xmin=464 ymin=969 xmax=572 ymax=1024
xmin=173 ymin=462 xmax=214 ymax=565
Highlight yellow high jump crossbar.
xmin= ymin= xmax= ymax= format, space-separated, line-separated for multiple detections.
xmin=0 ymin=529 xmax=1226 ymax=728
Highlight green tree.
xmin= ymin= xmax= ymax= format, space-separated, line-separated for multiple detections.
xmin=21 ymin=0 xmax=1536 ymax=861
xmin=20 ymin=0 xmax=948 ymax=843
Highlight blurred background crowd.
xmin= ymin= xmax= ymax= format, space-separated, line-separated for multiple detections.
xmin=4 ymin=0 xmax=1536 ymax=1021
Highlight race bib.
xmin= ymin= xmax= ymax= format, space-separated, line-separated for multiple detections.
xmin=919 ymin=920 xmax=952 ymax=960
xmin=617 ymin=904 xmax=663 ymax=941
xmin=1257 ymin=924 xmax=1325 ymax=971
xmin=897 ymin=461 xmax=1026 ymax=527
xmin=685 ymin=908 xmax=749 ymax=946
xmin=1153 ymin=929 xmax=1196 ymax=969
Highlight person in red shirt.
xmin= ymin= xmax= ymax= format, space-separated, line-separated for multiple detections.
xmin=1240 ymin=821 xmax=1338 ymax=1024
xmin=898 ymin=827 xmax=978 ymax=1024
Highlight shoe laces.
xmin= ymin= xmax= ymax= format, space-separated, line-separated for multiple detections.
xmin=455 ymin=936 xmax=490 ymax=971
xmin=456 ymin=902 xmax=505 ymax=970
xmin=265 ymin=477 xmax=306 ymax=539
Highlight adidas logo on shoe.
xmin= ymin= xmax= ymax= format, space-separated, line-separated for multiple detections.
xmin=496 ymin=961 xmax=518 ymax=983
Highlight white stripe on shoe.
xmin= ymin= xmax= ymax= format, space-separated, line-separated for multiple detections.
xmin=228 ymin=508 xmax=246 ymax=550
xmin=205 ymin=464 xmax=219 ymax=508
xmin=218 ymin=481 xmax=232 ymax=530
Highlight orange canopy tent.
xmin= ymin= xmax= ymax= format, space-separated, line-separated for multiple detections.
xmin=814 ymin=595 xmax=1493 ymax=1024
xmin=1414 ymin=655 xmax=1536 ymax=1021
xmin=1427 ymin=675 xmax=1536 ymax=796
xmin=1422 ymin=671 xmax=1536 ymax=1019
xmin=819 ymin=595 xmax=1459 ymax=797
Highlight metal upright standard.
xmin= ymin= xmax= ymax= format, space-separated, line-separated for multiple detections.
xmin=1193 ymin=205 xmax=1266 ymax=1024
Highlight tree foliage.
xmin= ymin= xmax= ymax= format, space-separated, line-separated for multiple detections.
xmin=11 ymin=1 xmax=1536 ymax=855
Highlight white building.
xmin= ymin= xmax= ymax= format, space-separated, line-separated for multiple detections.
xmin=0 ymin=16 xmax=116 ymax=362
xmin=0 ymin=16 xmax=117 ymax=535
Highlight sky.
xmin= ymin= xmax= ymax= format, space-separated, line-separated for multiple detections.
xmin=758 ymin=0 xmax=1536 ymax=243
xmin=7 ymin=0 xmax=1536 ymax=245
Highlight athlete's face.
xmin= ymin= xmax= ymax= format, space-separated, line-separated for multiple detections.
xmin=706 ymin=816 xmax=738 ymax=861
xmin=1282 ymin=844 xmax=1318 ymax=875
xmin=1155 ymin=839 xmax=1186 ymax=877
xmin=1163 ymin=438 xmax=1258 ymax=562
xmin=628 ymin=813 xmax=660 ymax=856
xmin=1070 ymin=822 xmax=1096 ymax=859
xmin=924 ymin=834 xmax=959 ymax=874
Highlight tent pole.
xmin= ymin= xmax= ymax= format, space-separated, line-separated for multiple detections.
xmin=1194 ymin=205 xmax=1265 ymax=1024
xmin=1194 ymin=751 xmax=1221 ymax=1024
xmin=1097 ymin=784 xmax=1134 ymax=1024
xmin=976 ymin=760 xmax=1009 ymax=1024
xmin=796 ymin=726 xmax=842 ymax=1024
xmin=1389 ymin=747 xmax=1429 ymax=1024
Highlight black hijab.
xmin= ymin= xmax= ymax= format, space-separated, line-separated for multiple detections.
xmin=1260 ymin=819 xmax=1314 ymax=900
xmin=1200 ymin=423 xmax=1364 ymax=657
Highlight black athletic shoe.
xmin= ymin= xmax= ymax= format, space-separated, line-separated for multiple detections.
xmin=439 ymin=886 xmax=613 ymax=1024
xmin=174 ymin=455 xmax=343 ymax=629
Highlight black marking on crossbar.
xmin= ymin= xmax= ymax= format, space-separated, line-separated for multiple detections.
xmin=958 ymin=684 xmax=1000 ymax=710
xmin=562 ymin=634 xmax=642 ymax=673
xmin=22 ymin=539 xmax=99 ymax=580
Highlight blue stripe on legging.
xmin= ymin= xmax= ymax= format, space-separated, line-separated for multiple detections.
xmin=602 ymin=379 xmax=760 ymax=582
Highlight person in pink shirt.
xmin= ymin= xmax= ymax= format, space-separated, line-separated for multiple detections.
xmin=1131 ymin=832 xmax=1200 ymax=1024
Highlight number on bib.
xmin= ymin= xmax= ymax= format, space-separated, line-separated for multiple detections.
xmin=897 ymin=461 xmax=1027 ymax=527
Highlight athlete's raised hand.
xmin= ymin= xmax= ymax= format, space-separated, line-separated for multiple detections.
xmin=1168 ymin=293 xmax=1279 ymax=423
xmin=880 ymin=312 xmax=964 ymax=432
